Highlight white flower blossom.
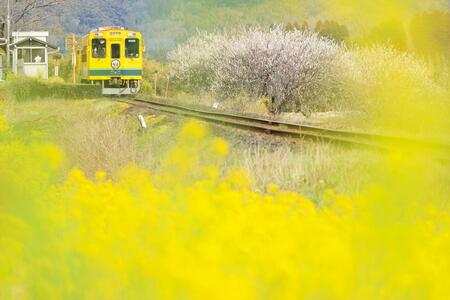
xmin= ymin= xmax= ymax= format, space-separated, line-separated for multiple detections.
xmin=169 ymin=26 xmax=341 ymax=115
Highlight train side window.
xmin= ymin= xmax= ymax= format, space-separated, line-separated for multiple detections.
xmin=125 ymin=39 xmax=140 ymax=58
xmin=111 ymin=44 xmax=121 ymax=59
xmin=92 ymin=39 xmax=106 ymax=58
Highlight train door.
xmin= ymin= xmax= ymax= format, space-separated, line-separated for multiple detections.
xmin=111 ymin=44 xmax=120 ymax=59
xmin=111 ymin=43 xmax=121 ymax=71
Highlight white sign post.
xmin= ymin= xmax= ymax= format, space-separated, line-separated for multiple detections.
xmin=138 ymin=115 xmax=147 ymax=130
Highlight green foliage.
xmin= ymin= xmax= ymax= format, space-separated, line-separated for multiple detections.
xmin=48 ymin=55 xmax=73 ymax=83
xmin=142 ymin=58 xmax=171 ymax=97
xmin=337 ymin=46 xmax=449 ymax=136
xmin=285 ymin=21 xmax=310 ymax=32
xmin=285 ymin=20 xmax=350 ymax=44
xmin=410 ymin=11 xmax=450 ymax=61
xmin=4 ymin=77 xmax=101 ymax=102
xmin=363 ymin=20 xmax=408 ymax=50
xmin=315 ymin=20 xmax=349 ymax=43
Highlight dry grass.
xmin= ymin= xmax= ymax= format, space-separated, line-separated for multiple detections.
xmin=0 ymin=97 xmax=383 ymax=199
xmin=223 ymin=136 xmax=378 ymax=200
xmin=2 ymin=98 xmax=147 ymax=177
xmin=61 ymin=113 xmax=140 ymax=176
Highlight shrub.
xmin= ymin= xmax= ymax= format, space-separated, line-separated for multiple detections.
xmin=142 ymin=58 xmax=171 ymax=96
xmin=363 ymin=20 xmax=407 ymax=51
xmin=285 ymin=21 xmax=310 ymax=32
xmin=410 ymin=11 xmax=450 ymax=62
xmin=168 ymin=32 xmax=227 ymax=93
xmin=48 ymin=55 xmax=73 ymax=82
xmin=4 ymin=77 xmax=101 ymax=102
xmin=169 ymin=26 xmax=341 ymax=115
xmin=315 ymin=20 xmax=349 ymax=43
xmin=337 ymin=46 xmax=448 ymax=134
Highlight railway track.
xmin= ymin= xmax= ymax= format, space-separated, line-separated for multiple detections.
xmin=120 ymin=97 xmax=450 ymax=157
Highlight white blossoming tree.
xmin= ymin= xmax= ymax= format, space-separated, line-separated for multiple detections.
xmin=169 ymin=26 xmax=342 ymax=115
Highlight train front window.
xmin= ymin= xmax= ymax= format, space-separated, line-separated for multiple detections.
xmin=111 ymin=44 xmax=121 ymax=59
xmin=125 ymin=39 xmax=139 ymax=58
xmin=92 ymin=39 xmax=106 ymax=58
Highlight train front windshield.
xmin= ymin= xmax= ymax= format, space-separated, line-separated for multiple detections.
xmin=92 ymin=39 xmax=106 ymax=58
xmin=126 ymin=39 xmax=140 ymax=58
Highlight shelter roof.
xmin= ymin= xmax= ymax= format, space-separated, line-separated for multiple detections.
xmin=10 ymin=37 xmax=58 ymax=50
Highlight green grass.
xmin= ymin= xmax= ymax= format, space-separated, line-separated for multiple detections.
xmin=0 ymin=77 xmax=102 ymax=102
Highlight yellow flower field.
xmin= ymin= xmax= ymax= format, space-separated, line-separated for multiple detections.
xmin=1 ymin=116 xmax=449 ymax=299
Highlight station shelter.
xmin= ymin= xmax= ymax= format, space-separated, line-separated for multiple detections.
xmin=9 ymin=32 xmax=58 ymax=79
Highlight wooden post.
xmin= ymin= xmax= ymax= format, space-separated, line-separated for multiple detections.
xmin=5 ymin=0 xmax=11 ymax=74
xmin=71 ymin=34 xmax=76 ymax=84
xmin=0 ymin=55 xmax=3 ymax=80
xmin=165 ymin=76 xmax=170 ymax=98
xmin=154 ymin=71 xmax=158 ymax=97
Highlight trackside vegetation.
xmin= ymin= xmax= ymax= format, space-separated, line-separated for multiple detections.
xmin=168 ymin=27 xmax=449 ymax=138
xmin=0 ymin=77 xmax=102 ymax=102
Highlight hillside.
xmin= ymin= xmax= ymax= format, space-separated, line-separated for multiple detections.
xmin=141 ymin=0 xmax=449 ymax=57
xmin=3 ymin=0 xmax=449 ymax=57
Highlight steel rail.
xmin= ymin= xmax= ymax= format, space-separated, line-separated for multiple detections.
xmin=120 ymin=97 xmax=450 ymax=155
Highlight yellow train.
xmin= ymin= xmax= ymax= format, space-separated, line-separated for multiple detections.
xmin=77 ymin=26 xmax=143 ymax=95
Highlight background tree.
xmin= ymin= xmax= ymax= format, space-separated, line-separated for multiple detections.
xmin=52 ymin=0 xmax=148 ymax=35
xmin=169 ymin=27 xmax=341 ymax=115
xmin=364 ymin=19 xmax=407 ymax=51
xmin=314 ymin=20 xmax=349 ymax=43
xmin=0 ymin=0 xmax=67 ymax=37
xmin=410 ymin=11 xmax=450 ymax=61
xmin=286 ymin=21 xmax=309 ymax=32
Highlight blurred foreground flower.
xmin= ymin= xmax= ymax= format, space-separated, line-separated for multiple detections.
xmin=0 ymin=118 xmax=449 ymax=300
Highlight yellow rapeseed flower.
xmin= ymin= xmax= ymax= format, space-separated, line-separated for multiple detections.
xmin=178 ymin=119 xmax=209 ymax=140
xmin=34 ymin=143 xmax=65 ymax=170
xmin=1 ymin=113 xmax=449 ymax=300
xmin=211 ymin=137 xmax=229 ymax=157
xmin=0 ymin=115 xmax=9 ymax=132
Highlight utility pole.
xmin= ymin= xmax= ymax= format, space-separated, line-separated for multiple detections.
xmin=71 ymin=34 xmax=76 ymax=84
xmin=165 ymin=76 xmax=170 ymax=98
xmin=6 ymin=0 xmax=11 ymax=73
xmin=154 ymin=70 xmax=158 ymax=97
